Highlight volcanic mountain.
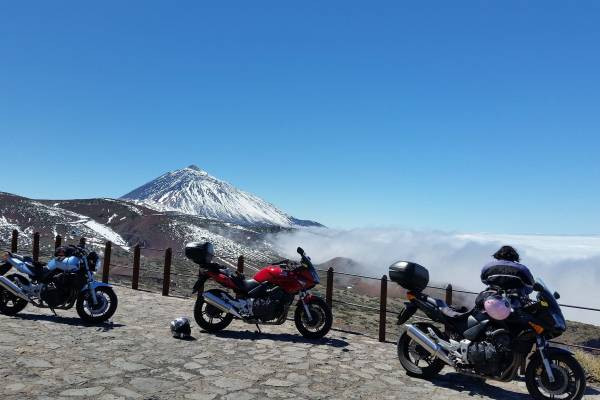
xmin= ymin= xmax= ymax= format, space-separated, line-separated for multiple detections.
xmin=121 ymin=165 xmax=322 ymax=228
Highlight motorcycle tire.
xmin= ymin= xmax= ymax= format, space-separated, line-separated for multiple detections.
xmin=76 ymin=286 xmax=118 ymax=323
xmin=525 ymin=351 xmax=586 ymax=400
xmin=194 ymin=289 xmax=234 ymax=333
xmin=294 ymin=296 xmax=332 ymax=339
xmin=0 ymin=274 xmax=29 ymax=316
xmin=397 ymin=322 xmax=446 ymax=379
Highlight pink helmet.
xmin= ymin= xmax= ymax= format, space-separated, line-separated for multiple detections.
xmin=484 ymin=295 xmax=512 ymax=320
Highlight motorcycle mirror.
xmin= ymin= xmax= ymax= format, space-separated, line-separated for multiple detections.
xmin=297 ymin=247 xmax=305 ymax=256
xmin=554 ymin=291 xmax=560 ymax=300
xmin=533 ymin=282 xmax=544 ymax=292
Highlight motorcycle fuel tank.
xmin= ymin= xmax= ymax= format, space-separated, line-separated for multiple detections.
xmin=253 ymin=266 xmax=284 ymax=283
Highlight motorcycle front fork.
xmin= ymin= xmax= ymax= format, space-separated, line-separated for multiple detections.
xmin=536 ymin=336 xmax=556 ymax=383
xmin=299 ymin=291 xmax=313 ymax=321
xmin=87 ymin=270 xmax=99 ymax=306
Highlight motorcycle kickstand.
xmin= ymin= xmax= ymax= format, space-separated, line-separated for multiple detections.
xmin=49 ymin=307 xmax=57 ymax=316
xmin=255 ymin=324 xmax=262 ymax=335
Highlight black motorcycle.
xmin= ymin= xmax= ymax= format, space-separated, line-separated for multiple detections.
xmin=0 ymin=245 xmax=118 ymax=323
xmin=390 ymin=261 xmax=587 ymax=400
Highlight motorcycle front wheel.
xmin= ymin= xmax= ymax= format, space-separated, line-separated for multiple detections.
xmin=76 ymin=286 xmax=118 ymax=323
xmin=194 ymin=289 xmax=234 ymax=333
xmin=525 ymin=351 xmax=586 ymax=400
xmin=294 ymin=296 xmax=332 ymax=339
xmin=0 ymin=274 xmax=29 ymax=316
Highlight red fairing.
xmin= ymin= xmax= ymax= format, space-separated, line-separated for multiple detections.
xmin=253 ymin=265 xmax=316 ymax=294
xmin=253 ymin=266 xmax=284 ymax=283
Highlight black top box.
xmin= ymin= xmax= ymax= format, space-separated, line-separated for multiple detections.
xmin=185 ymin=242 xmax=214 ymax=265
xmin=389 ymin=261 xmax=429 ymax=292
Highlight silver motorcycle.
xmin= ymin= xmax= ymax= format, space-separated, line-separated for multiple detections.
xmin=0 ymin=244 xmax=118 ymax=323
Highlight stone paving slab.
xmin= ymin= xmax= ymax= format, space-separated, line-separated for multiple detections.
xmin=1 ymin=287 xmax=598 ymax=400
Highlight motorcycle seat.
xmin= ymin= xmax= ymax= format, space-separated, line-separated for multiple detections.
xmin=426 ymin=296 xmax=471 ymax=319
xmin=238 ymin=279 xmax=261 ymax=293
xmin=230 ymin=273 xmax=261 ymax=293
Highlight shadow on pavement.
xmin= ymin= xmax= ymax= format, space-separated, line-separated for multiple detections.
xmin=429 ymin=373 xmax=530 ymax=399
xmin=12 ymin=313 xmax=125 ymax=331
xmin=430 ymin=372 xmax=600 ymax=399
xmin=213 ymin=329 xmax=349 ymax=348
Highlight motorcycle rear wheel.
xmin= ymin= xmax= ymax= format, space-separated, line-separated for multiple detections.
xmin=397 ymin=322 xmax=446 ymax=379
xmin=194 ymin=289 xmax=234 ymax=333
xmin=525 ymin=351 xmax=586 ymax=400
xmin=0 ymin=274 xmax=29 ymax=316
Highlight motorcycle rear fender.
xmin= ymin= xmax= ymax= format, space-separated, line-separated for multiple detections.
xmin=397 ymin=301 xmax=417 ymax=325
xmin=192 ymin=275 xmax=208 ymax=294
xmin=81 ymin=281 xmax=112 ymax=292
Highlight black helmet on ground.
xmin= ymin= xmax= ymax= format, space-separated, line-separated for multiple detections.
xmin=170 ymin=317 xmax=192 ymax=339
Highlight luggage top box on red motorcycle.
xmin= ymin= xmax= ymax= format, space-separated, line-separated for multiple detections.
xmin=185 ymin=242 xmax=214 ymax=265
xmin=389 ymin=261 xmax=429 ymax=292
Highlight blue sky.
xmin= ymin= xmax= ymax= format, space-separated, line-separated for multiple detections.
xmin=1 ymin=1 xmax=599 ymax=234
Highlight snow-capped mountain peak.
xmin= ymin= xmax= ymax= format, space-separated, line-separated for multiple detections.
xmin=121 ymin=166 xmax=321 ymax=227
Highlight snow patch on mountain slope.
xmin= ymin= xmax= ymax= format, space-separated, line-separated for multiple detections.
xmin=83 ymin=219 xmax=130 ymax=251
xmin=121 ymin=165 xmax=320 ymax=227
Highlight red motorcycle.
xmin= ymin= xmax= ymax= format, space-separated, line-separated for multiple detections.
xmin=185 ymin=242 xmax=333 ymax=339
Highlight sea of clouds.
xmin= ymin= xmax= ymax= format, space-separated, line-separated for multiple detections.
xmin=269 ymin=228 xmax=600 ymax=325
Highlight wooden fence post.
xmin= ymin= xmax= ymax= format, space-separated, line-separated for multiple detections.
xmin=55 ymin=235 xmax=62 ymax=249
xmin=445 ymin=284 xmax=453 ymax=306
xmin=162 ymin=248 xmax=172 ymax=296
xmin=32 ymin=232 xmax=40 ymax=262
xmin=379 ymin=275 xmax=388 ymax=342
xmin=132 ymin=244 xmax=141 ymax=290
xmin=237 ymin=255 xmax=244 ymax=274
xmin=102 ymin=241 xmax=112 ymax=283
xmin=11 ymin=230 xmax=18 ymax=253
xmin=326 ymin=267 xmax=334 ymax=308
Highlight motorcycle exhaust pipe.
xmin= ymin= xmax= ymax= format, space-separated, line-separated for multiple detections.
xmin=0 ymin=276 xmax=31 ymax=303
xmin=202 ymin=291 xmax=242 ymax=318
xmin=405 ymin=324 xmax=452 ymax=365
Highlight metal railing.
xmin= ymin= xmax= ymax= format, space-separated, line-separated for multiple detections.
xmin=2 ymin=229 xmax=599 ymax=353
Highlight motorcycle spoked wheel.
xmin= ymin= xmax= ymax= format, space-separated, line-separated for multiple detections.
xmin=525 ymin=352 xmax=586 ymax=400
xmin=294 ymin=296 xmax=333 ymax=339
xmin=397 ymin=322 xmax=446 ymax=379
xmin=194 ymin=289 xmax=234 ymax=333
xmin=0 ymin=274 xmax=29 ymax=316
xmin=76 ymin=286 xmax=118 ymax=323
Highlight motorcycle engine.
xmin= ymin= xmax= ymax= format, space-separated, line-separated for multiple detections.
xmin=40 ymin=273 xmax=77 ymax=308
xmin=466 ymin=329 xmax=513 ymax=376
xmin=251 ymin=287 xmax=294 ymax=322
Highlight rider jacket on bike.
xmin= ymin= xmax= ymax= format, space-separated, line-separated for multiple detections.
xmin=477 ymin=246 xmax=535 ymax=309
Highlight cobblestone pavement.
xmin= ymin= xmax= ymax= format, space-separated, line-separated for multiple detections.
xmin=1 ymin=286 xmax=598 ymax=400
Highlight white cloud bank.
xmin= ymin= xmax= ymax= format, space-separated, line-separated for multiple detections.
xmin=269 ymin=228 xmax=600 ymax=325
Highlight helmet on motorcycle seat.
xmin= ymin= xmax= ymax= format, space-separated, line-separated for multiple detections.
xmin=185 ymin=242 xmax=215 ymax=265
xmin=484 ymin=295 xmax=512 ymax=321
xmin=170 ymin=317 xmax=192 ymax=339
